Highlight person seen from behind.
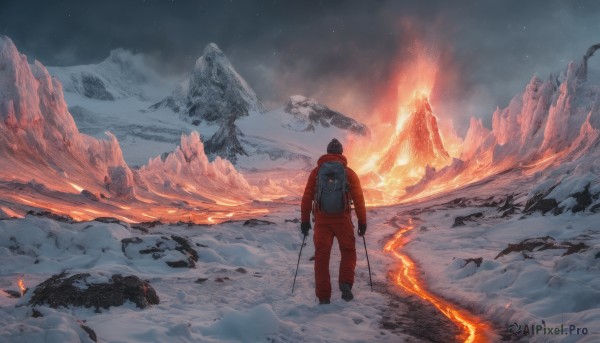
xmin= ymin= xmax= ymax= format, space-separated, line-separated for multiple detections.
xmin=300 ymin=138 xmax=367 ymax=304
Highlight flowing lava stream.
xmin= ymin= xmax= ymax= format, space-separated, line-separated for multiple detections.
xmin=384 ymin=219 xmax=494 ymax=343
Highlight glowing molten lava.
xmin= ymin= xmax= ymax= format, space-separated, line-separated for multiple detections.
xmin=348 ymin=92 xmax=458 ymax=205
xmin=345 ymin=45 xmax=466 ymax=205
xmin=384 ymin=220 xmax=493 ymax=343
xmin=18 ymin=277 xmax=26 ymax=296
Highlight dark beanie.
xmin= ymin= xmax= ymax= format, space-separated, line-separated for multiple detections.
xmin=327 ymin=138 xmax=343 ymax=154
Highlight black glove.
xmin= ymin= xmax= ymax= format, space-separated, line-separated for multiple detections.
xmin=301 ymin=222 xmax=311 ymax=236
xmin=357 ymin=223 xmax=367 ymax=237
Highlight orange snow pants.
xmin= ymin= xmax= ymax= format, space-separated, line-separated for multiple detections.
xmin=313 ymin=217 xmax=356 ymax=301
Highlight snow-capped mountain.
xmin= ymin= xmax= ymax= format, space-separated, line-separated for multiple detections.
xmin=48 ymin=49 xmax=170 ymax=102
xmin=283 ymin=95 xmax=369 ymax=136
xmin=151 ymin=43 xmax=264 ymax=124
xmin=46 ymin=41 xmax=368 ymax=170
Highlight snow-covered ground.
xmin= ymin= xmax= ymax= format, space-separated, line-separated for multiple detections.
xmin=385 ymin=169 xmax=600 ymax=343
xmin=0 ymin=206 xmax=420 ymax=343
xmin=2 ymin=168 xmax=600 ymax=342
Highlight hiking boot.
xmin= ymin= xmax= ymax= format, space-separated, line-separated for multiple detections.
xmin=340 ymin=283 xmax=354 ymax=301
xmin=319 ymin=299 xmax=330 ymax=305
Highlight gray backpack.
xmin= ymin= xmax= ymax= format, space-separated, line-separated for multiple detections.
xmin=315 ymin=161 xmax=350 ymax=213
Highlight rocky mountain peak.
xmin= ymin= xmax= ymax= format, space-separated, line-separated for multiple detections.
xmin=152 ymin=43 xmax=264 ymax=124
xmin=283 ymin=95 xmax=369 ymax=136
xmin=377 ymin=93 xmax=450 ymax=173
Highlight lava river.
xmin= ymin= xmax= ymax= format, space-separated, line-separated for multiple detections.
xmin=384 ymin=218 xmax=495 ymax=342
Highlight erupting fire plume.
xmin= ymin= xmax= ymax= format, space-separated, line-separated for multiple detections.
xmin=346 ymin=46 xmax=462 ymax=205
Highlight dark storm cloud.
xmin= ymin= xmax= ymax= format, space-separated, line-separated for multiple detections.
xmin=1 ymin=0 xmax=599 ymax=133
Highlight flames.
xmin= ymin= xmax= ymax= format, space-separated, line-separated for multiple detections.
xmin=346 ymin=46 xmax=463 ymax=205
xmin=18 ymin=277 xmax=26 ymax=296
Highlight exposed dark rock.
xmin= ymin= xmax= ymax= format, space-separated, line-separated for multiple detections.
xmin=498 ymin=194 xmax=514 ymax=212
xmin=29 ymin=272 xmax=159 ymax=311
xmin=235 ymin=267 xmax=247 ymax=274
xmin=571 ymin=184 xmax=592 ymax=213
xmin=501 ymin=207 xmax=518 ymax=218
xmin=131 ymin=221 xmax=162 ymax=233
xmin=214 ymin=277 xmax=230 ymax=283
xmin=243 ymin=219 xmax=276 ymax=227
xmin=26 ymin=211 xmax=74 ymax=223
xmin=285 ymin=218 xmax=300 ymax=223
xmin=171 ymin=235 xmax=199 ymax=262
xmin=80 ymin=324 xmax=97 ymax=342
xmin=463 ymin=257 xmax=483 ymax=268
xmin=496 ymin=237 xmax=591 ymax=259
xmin=121 ymin=235 xmax=198 ymax=268
xmin=31 ymin=309 xmax=43 ymax=318
xmin=590 ymin=203 xmax=600 ymax=213
xmin=284 ymin=96 xmax=369 ymax=136
xmin=121 ymin=237 xmax=143 ymax=255
xmin=595 ymin=251 xmax=600 ymax=259
xmin=4 ymin=289 xmax=21 ymax=298
xmin=131 ymin=226 xmax=149 ymax=234
xmin=443 ymin=197 xmax=468 ymax=208
xmin=524 ymin=186 xmax=561 ymax=215
xmin=562 ymin=242 xmax=589 ymax=256
xmin=80 ymin=73 xmax=114 ymax=101
xmin=452 ymin=212 xmax=483 ymax=227
xmin=81 ymin=189 xmax=99 ymax=202
xmin=94 ymin=217 xmax=122 ymax=224
xmin=166 ymin=261 xmax=190 ymax=268
xmin=495 ymin=236 xmax=559 ymax=259
xmin=139 ymin=247 xmax=163 ymax=257
xmin=195 ymin=278 xmax=208 ymax=283
xmin=150 ymin=96 xmax=180 ymax=113
xmin=204 ymin=118 xmax=248 ymax=162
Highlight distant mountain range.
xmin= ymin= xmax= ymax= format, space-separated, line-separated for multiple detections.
xmin=48 ymin=42 xmax=369 ymax=167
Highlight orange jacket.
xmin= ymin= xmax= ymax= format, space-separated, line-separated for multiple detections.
xmin=301 ymin=154 xmax=367 ymax=225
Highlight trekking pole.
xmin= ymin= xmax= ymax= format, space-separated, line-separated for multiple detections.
xmin=362 ymin=236 xmax=373 ymax=291
xmin=292 ymin=234 xmax=308 ymax=294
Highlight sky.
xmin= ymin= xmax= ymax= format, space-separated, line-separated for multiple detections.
xmin=1 ymin=0 xmax=599 ymax=134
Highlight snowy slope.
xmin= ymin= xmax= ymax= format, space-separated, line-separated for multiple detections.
xmin=386 ymin=169 xmax=600 ymax=343
xmin=0 ymin=208 xmax=422 ymax=343
xmin=48 ymin=49 xmax=171 ymax=102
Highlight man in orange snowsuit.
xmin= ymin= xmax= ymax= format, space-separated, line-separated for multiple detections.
xmin=300 ymin=138 xmax=367 ymax=304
